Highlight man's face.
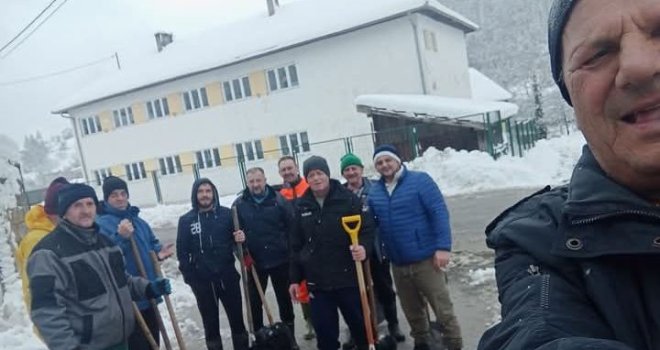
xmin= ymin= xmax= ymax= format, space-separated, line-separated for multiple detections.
xmin=247 ymin=171 xmax=267 ymax=195
xmin=278 ymin=159 xmax=299 ymax=184
xmin=107 ymin=189 xmax=129 ymax=211
xmin=307 ymin=169 xmax=330 ymax=194
xmin=342 ymin=165 xmax=363 ymax=185
xmin=64 ymin=197 xmax=96 ymax=228
xmin=197 ymin=183 xmax=214 ymax=209
xmin=374 ymin=155 xmax=401 ymax=179
xmin=563 ymin=0 xmax=660 ymax=191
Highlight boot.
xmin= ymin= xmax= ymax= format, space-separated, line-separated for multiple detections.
xmin=387 ymin=322 xmax=405 ymax=342
xmin=341 ymin=336 xmax=356 ymax=350
xmin=205 ymin=339 xmax=223 ymax=350
xmin=413 ymin=343 xmax=430 ymax=350
xmin=231 ymin=332 xmax=249 ymax=350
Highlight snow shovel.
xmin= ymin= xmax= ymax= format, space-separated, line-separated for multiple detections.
xmin=341 ymin=214 xmax=376 ymax=350
xmin=149 ymin=250 xmax=187 ymax=350
xmin=129 ymin=236 xmax=173 ymax=350
xmin=231 ymin=204 xmax=256 ymax=347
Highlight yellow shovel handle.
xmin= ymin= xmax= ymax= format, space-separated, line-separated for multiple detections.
xmin=341 ymin=214 xmax=362 ymax=245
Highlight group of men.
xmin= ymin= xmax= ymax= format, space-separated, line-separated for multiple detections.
xmin=17 ymin=145 xmax=462 ymax=350
xmin=176 ymin=148 xmax=462 ymax=350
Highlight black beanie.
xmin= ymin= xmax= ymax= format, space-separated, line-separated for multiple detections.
xmin=548 ymin=0 xmax=578 ymax=106
xmin=303 ymin=156 xmax=330 ymax=179
xmin=102 ymin=176 xmax=129 ymax=201
xmin=58 ymin=183 xmax=99 ymax=217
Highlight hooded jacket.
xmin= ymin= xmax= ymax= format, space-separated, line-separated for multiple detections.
xmin=290 ymin=179 xmax=375 ymax=291
xmin=17 ymin=205 xmax=55 ymax=312
xmin=97 ymin=201 xmax=163 ymax=310
xmin=28 ymin=219 xmax=149 ymax=350
xmin=177 ymin=178 xmax=237 ymax=283
xmin=233 ymin=185 xmax=293 ymax=270
xmin=479 ymin=146 xmax=660 ymax=350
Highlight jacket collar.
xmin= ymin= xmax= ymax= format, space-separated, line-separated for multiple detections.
xmin=563 ymin=146 xmax=656 ymax=221
xmin=60 ymin=219 xmax=100 ymax=246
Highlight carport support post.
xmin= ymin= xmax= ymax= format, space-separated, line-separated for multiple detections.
xmin=151 ymin=171 xmax=163 ymax=204
xmin=485 ymin=113 xmax=493 ymax=157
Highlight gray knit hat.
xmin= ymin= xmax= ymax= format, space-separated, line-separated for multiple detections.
xmin=548 ymin=0 xmax=578 ymax=106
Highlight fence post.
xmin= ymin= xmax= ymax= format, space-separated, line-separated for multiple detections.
xmin=151 ymin=171 xmax=163 ymax=204
xmin=506 ymin=118 xmax=515 ymax=156
xmin=485 ymin=113 xmax=493 ymax=157
xmin=515 ymin=121 xmax=523 ymax=156
xmin=192 ymin=163 xmax=200 ymax=181
xmin=237 ymin=158 xmax=247 ymax=189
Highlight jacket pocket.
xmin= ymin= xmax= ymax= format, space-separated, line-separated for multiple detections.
xmin=70 ymin=260 xmax=107 ymax=301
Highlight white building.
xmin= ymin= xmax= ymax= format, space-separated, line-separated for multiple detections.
xmin=53 ymin=0 xmax=480 ymax=206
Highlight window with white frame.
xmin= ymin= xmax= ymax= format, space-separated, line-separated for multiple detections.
xmin=183 ymin=87 xmax=209 ymax=111
xmin=235 ymin=140 xmax=264 ymax=162
xmin=159 ymin=155 xmax=182 ymax=176
xmin=267 ymin=64 xmax=299 ymax=91
xmin=423 ymin=29 xmax=438 ymax=52
xmin=196 ymin=148 xmax=221 ymax=169
xmin=223 ymin=77 xmax=252 ymax=102
xmin=93 ymin=168 xmax=112 ymax=186
xmin=80 ymin=115 xmax=102 ymax=136
xmin=279 ymin=131 xmax=310 ymax=155
xmin=146 ymin=97 xmax=170 ymax=119
xmin=125 ymin=162 xmax=146 ymax=181
xmin=113 ymin=107 xmax=135 ymax=128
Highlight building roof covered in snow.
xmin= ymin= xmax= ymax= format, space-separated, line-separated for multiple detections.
xmin=469 ymin=68 xmax=512 ymax=101
xmin=355 ymin=94 xmax=519 ymax=123
xmin=53 ymin=0 xmax=478 ymax=114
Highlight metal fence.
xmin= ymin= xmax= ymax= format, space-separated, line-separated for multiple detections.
xmin=23 ymin=117 xmax=545 ymax=207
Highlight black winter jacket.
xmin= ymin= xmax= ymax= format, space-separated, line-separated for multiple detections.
xmin=177 ymin=178 xmax=237 ymax=283
xmin=233 ymin=185 xmax=293 ymax=270
xmin=479 ymin=146 xmax=660 ymax=350
xmin=290 ymin=179 xmax=375 ymax=291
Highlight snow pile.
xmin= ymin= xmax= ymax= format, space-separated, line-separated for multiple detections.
xmin=408 ymin=132 xmax=585 ymax=196
xmin=0 ymin=137 xmax=45 ymax=349
xmin=468 ymin=267 xmax=496 ymax=286
xmin=141 ymin=194 xmax=238 ymax=229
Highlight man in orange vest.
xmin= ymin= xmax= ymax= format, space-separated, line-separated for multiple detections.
xmin=277 ymin=156 xmax=315 ymax=340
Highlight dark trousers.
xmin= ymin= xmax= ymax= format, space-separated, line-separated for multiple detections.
xmin=310 ymin=287 xmax=367 ymax=350
xmin=248 ymin=263 xmax=295 ymax=330
xmin=128 ymin=306 xmax=160 ymax=350
xmin=370 ymin=258 xmax=399 ymax=326
xmin=189 ymin=271 xmax=247 ymax=350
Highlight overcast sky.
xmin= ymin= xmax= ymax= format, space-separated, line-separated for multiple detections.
xmin=0 ymin=0 xmax=295 ymax=145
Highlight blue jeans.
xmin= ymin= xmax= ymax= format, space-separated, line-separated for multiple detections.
xmin=309 ymin=287 xmax=367 ymax=350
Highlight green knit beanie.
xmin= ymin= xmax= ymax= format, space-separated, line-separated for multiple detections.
xmin=340 ymin=153 xmax=363 ymax=173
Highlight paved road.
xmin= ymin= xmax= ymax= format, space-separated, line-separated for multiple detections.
xmin=154 ymin=187 xmax=538 ymax=349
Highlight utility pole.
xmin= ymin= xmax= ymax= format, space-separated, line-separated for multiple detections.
xmin=7 ymin=160 xmax=28 ymax=207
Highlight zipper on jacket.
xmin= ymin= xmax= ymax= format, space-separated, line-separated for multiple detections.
xmin=571 ymin=209 xmax=660 ymax=225
xmin=93 ymin=250 xmax=126 ymax=341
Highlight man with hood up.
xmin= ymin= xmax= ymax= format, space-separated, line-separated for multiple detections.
xmin=176 ymin=178 xmax=248 ymax=350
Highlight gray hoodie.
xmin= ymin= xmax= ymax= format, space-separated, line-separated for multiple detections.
xmin=27 ymin=219 xmax=150 ymax=350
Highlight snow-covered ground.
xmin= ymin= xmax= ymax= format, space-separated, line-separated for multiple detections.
xmin=0 ymin=132 xmax=586 ymax=349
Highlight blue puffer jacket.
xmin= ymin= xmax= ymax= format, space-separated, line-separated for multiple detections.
xmin=97 ymin=202 xmax=162 ymax=310
xmin=478 ymin=146 xmax=658 ymax=350
xmin=368 ymin=166 xmax=451 ymax=265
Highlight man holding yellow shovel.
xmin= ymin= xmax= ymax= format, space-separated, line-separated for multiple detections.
xmin=289 ymin=155 xmax=375 ymax=350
